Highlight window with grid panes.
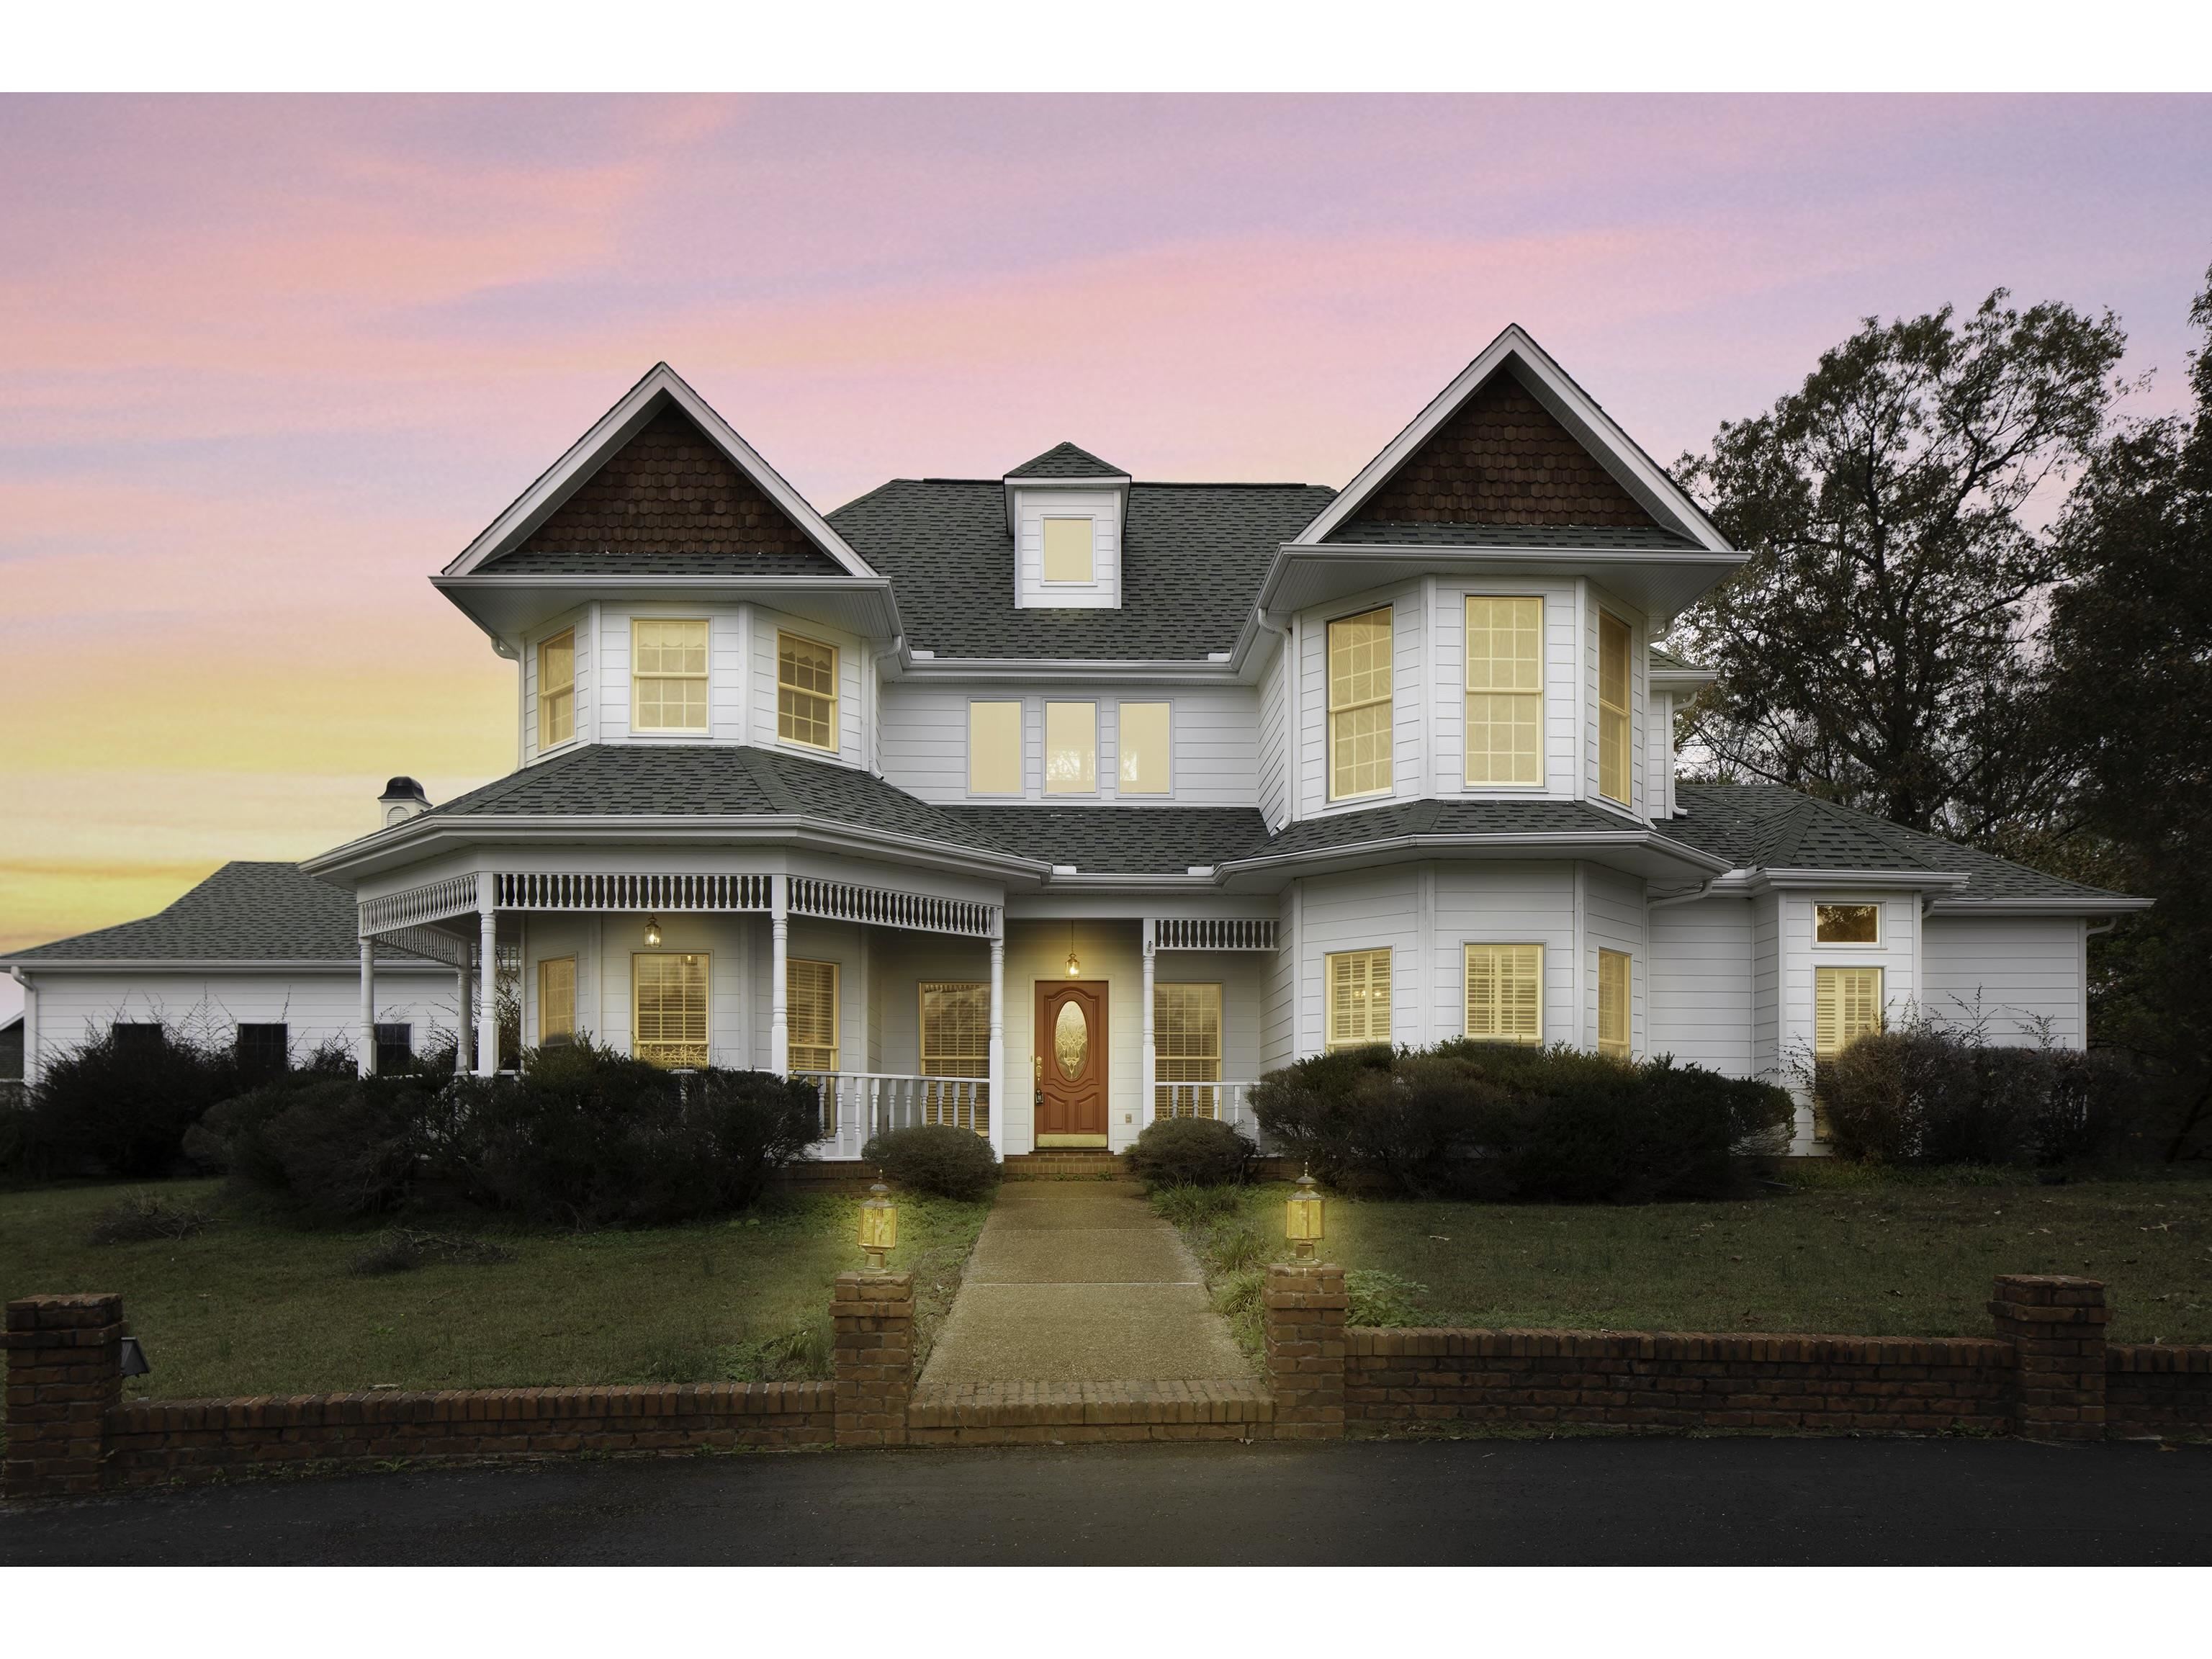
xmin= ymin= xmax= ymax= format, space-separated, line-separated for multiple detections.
xmin=1154 ymin=982 xmax=1223 ymax=1118
xmin=631 ymin=619 xmax=709 ymax=733
xmin=374 ymin=1022 xmax=413 ymax=1073
xmin=633 ymin=953 xmax=709 ymax=1068
xmin=777 ymin=632 xmax=837 ymax=750
xmin=235 ymin=1022 xmax=288 ymax=1081
xmin=1328 ymin=607 xmax=1394 ymax=801
xmin=919 ymin=981 xmax=990 ymax=1134
xmin=539 ymin=956 xmax=576 ymax=1045
xmin=1598 ymin=948 xmax=1631 ymax=1059
xmin=1464 ymin=944 xmax=1542 ymax=1045
xmin=786 ymin=958 xmax=838 ymax=1074
xmin=1465 ymin=596 xmax=1543 ymax=786
xmin=1325 ymin=948 xmax=1392 ymax=1050
xmin=1599 ymin=611 xmax=1632 ymax=804
xmin=538 ymin=629 xmax=575 ymax=749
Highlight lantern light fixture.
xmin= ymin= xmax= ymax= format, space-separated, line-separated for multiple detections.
xmin=1285 ymin=1166 xmax=1325 ymax=1261
xmin=1064 ymin=922 xmax=1081 ymax=978
xmin=643 ymin=915 xmax=662 ymax=948
xmin=858 ymin=1176 xmax=899 ymax=1269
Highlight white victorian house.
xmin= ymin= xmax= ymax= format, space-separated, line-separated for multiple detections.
xmin=3 ymin=327 xmax=2147 ymax=1156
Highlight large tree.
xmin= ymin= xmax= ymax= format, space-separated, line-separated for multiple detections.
xmin=1671 ymin=292 xmax=2126 ymax=843
xmin=2041 ymin=266 xmax=2212 ymax=1157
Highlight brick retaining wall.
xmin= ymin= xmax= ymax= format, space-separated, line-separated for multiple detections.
xmin=2105 ymin=1344 xmax=2212 ymax=1439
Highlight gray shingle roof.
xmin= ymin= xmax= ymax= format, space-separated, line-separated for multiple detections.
xmin=1647 ymin=642 xmax=1709 ymax=673
xmin=1005 ymin=442 xmax=1127 ymax=480
xmin=4 ymin=863 xmax=438 ymax=964
xmin=1241 ymin=798 xmax=1660 ymax=863
xmin=475 ymin=541 xmax=848 ymax=577
xmin=1323 ymin=521 xmax=1701 ymax=550
xmin=830 ymin=480 xmax=1336 ymax=660
xmin=938 ymin=806 xmax=1268 ymax=873
xmin=1669 ymin=786 xmax=2136 ymax=904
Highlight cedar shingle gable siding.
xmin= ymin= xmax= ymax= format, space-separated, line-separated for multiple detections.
xmin=485 ymin=406 xmax=845 ymax=576
xmin=1343 ymin=368 xmax=1657 ymax=531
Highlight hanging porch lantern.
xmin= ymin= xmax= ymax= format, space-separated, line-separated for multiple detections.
xmin=642 ymin=915 xmax=662 ymax=948
xmin=1285 ymin=1167 xmax=1325 ymax=1261
xmin=858 ymin=1177 xmax=899 ymax=1269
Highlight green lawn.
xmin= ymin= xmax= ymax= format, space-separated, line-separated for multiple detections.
xmin=1165 ymin=1168 xmax=2212 ymax=1348
xmin=1 ymin=1179 xmax=989 ymax=1401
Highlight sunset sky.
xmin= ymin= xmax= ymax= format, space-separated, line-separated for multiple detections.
xmin=4 ymin=94 xmax=2211 ymax=1000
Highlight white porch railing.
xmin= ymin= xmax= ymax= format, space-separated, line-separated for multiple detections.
xmin=799 ymin=1071 xmax=990 ymax=1162
xmin=1148 ymin=1079 xmax=1267 ymax=1145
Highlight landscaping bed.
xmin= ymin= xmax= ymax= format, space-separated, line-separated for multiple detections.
xmin=1159 ymin=1167 xmax=2212 ymax=1352
xmin=0 ymin=1178 xmax=988 ymax=1403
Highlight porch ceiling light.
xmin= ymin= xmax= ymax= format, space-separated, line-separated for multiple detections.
xmin=643 ymin=915 xmax=662 ymax=948
xmin=1285 ymin=1167 xmax=1325 ymax=1262
xmin=859 ymin=1176 xmax=898 ymax=1269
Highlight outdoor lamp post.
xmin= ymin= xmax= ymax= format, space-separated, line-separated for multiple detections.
xmin=859 ymin=1177 xmax=898 ymax=1269
xmin=1285 ymin=1167 xmax=1325 ymax=1261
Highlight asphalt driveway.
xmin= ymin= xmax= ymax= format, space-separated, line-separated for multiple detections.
xmin=4 ymin=1436 xmax=2207 ymax=1565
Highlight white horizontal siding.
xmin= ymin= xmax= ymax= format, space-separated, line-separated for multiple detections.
xmin=1013 ymin=488 xmax=1122 ymax=611
xmin=1648 ymin=896 xmax=1753 ymax=1075
xmin=1429 ymin=863 xmax=1578 ymax=1048
xmin=1581 ymin=863 xmax=1647 ymax=1055
xmin=1922 ymin=915 xmax=2087 ymax=1048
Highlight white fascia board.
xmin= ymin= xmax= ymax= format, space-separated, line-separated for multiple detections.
xmin=1648 ymin=666 xmax=1719 ymax=693
xmin=434 ymin=574 xmax=903 ymax=647
xmin=1002 ymin=474 xmax=1132 ymax=534
xmin=0 ymin=959 xmax=453 ymax=974
xmin=1743 ymin=868 xmax=1974 ymax=895
xmin=1256 ymin=544 xmax=1746 ymax=624
xmin=891 ymin=652 xmax=1249 ymax=684
xmin=1925 ymin=895 xmax=2154 ymax=915
xmin=444 ymin=364 xmax=878 ymax=581
xmin=1297 ymin=325 xmax=1732 ymax=554
xmin=1214 ymin=830 xmax=1732 ymax=886
xmin=299 ymin=815 xmax=1053 ymax=887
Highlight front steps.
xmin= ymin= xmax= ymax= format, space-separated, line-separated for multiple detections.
xmin=999 ymin=1148 xmax=1128 ymax=1181
xmin=907 ymin=1378 xmax=1273 ymax=1444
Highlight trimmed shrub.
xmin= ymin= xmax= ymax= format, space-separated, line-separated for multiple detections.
xmin=1125 ymin=1115 xmax=1254 ymax=1190
xmin=1251 ymin=1040 xmax=1793 ymax=1202
xmin=27 ymin=1025 xmax=241 ymax=1179
xmin=186 ymin=1073 xmax=451 ymax=1216
xmin=1822 ymin=1030 xmax=2131 ymax=1166
xmin=861 ymin=1123 xmax=1000 ymax=1201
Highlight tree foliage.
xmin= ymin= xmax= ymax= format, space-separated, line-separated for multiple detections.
xmin=1671 ymin=292 xmax=2125 ymax=840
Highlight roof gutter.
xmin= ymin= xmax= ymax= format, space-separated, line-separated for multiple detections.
xmin=0 ymin=958 xmax=453 ymax=974
xmin=1215 ymin=829 xmax=1733 ymax=883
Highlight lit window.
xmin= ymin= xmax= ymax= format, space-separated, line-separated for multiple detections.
xmin=920 ymin=981 xmax=990 ymax=1136
xmin=787 ymin=958 xmax=839 ymax=1073
xmin=1815 ymin=904 xmax=1880 ymax=945
xmin=539 ymin=956 xmax=577 ymax=1045
xmin=778 ymin=631 xmax=837 ymax=751
xmin=968 ymin=701 xmax=1023 ymax=796
xmin=634 ymin=953 xmax=709 ymax=1068
xmin=1043 ymin=516 xmax=1094 ymax=583
xmin=1328 ymin=607 xmax=1394 ymax=801
xmin=1325 ymin=948 xmax=1392 ymax=1050
xmin=1118 ymin=701 xmax=1171 ymax=795
xmin=1465 ymin=596 xmax=1542 ymax=786
xmin=1154 ymin=983 xmax=1223 ymax=1118
xmin=1599 ymin=611 xmax=1632 ymax=804
xmin=1045 ymin=701 xmax=1097 ymax=793
xmin=1464 ymin=944 xmax=1543 ymax=1045
xmin=632 ymin=619 xmax=709 ymax=734
xmin=1598 ymin=948 xmax=1631 ymax=1059
xmin=1815 ymin=966 xmax=1884 ymax=1060
xmin=538 ymin=629 xmax=575 ymax=750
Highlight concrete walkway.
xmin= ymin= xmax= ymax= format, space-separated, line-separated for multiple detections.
xmin=919 ymin=1182 xmax=1252 ymax=1385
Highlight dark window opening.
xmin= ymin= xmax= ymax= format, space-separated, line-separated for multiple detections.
xmin=236 ymin=1022 xmax=289 ymax=1081
xmin=374 ymin=1022 xmax=413 ymax=1074
xmin=110 ymin=1022 xmax=165 ymax=1055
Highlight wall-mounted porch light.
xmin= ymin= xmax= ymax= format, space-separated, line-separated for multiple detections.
xmin=859 ymin=1177 xmax=899 ymax=1269
xmin=642 ymin=915 xmax=662 ymax=948
xmin=1285 ymin=1168 xmax=1325 ymax=1262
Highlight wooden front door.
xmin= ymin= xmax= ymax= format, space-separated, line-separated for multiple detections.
xmin=1035 ymin=981 xmax=1109 ymax=1143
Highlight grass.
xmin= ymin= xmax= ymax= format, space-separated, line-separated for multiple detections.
xmin=1153 ymin=1166 xmax=2212 ymax=1351
xmin=0 ymin=1179 xmax=990 ymax=1403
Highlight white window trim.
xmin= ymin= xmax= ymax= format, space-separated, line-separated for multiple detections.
xmin=631 ymin=950 xmax=711 ymax=1069
xmin=1040 ymin=515 xmax=1098 ymax=585
xmin=1596 ymin=606 xmax=1635 ymax=808
xmin=775 ymin=629 xmax=840 ymax=756
xmin=1043 ymin=698 xmax=1100 ymax=797
xmin=966 ymin=697 xmax=1028 ymax=799
xmin=1461 ymin=940 xmax=1546 ymax=1046
xmin=627 ymin=613 xmax=712 ymax=741
xmin=534 ymin=622 xmax=580 ymax=757
xmin=1323 ymin=602 xmax=1397 ymax=807
xmin=1812 ymin=899 xmax=1886 ymax=948
xmin=1323 ymin=946 xmax=1395 ymax=1051
xmin=1114 ymin=696 xmax=1174 ymax=799
xmin=1458 ymin=590 xmax=1547 ymax=794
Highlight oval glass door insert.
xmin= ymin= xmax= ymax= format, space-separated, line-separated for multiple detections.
xmin=1053 ymin=999 xmax=1089 ymax=1080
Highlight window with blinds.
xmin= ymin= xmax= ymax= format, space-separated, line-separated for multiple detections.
xmin=1599 ymin=611 xmax=1632 ymax=804
xmin=1598 ymin=948 xmax=1631 ymax=1059
xmin=787 ymin=958 xmax=839 ymax=1073
xmin=968 ymin=700 xmax=1023 ymax=795
xmin=920 ymin=981 xmax=989 ymax=1133
xmin=634 ymin=952 xmax=709 ymax=1068
xmin=1328 ymin=607 xmax=1394 ymax=801
xmin=1815 ymin=966 xmax=1883 ymax=1059
xmin=538 ymin=629 xmax=575 ymax=750
xmin=1154 ymin=982 xmax=1223 ymax=1116
xmin=1045 ymin=701 xmax=1097 ymax=794
xmin=1465 ymin=596 xmax=1543 ymax=786
xmin=539 ymin=956 xmax=577 ymax=1046
xmin=778 ymin=632 xmax=837 ymax=751
xmin=1326 ymin=948 xmax=1392 ymax=1050
xmin=1464 ymin=943 xmax=1543 ymax=1045
xmin=632 ymin=619 xmax=709 ymax=733
xmin=1042 ymin=516 xmax=1094 ymax=583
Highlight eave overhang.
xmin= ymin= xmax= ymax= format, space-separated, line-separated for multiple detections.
xmin=431 ymin=573 xmax=904 ymax=649
xmin=0 ymin=957 xmax=449 ymax=974
xmin=1256 ymin=543 xmax=1748 ymax=629
xmin=1924 ymin=895 xmax=2154 ymax=917
xmin=1213 ymin=830 xmax=1732 ymax=891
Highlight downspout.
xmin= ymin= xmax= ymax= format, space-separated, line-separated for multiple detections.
xmin=1646 ymin=876 xmax=1723 ymax=911
xmin=1252 ymin=608 xmax=1293 ymax=832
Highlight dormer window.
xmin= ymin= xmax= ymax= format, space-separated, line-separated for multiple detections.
xmin=538 ymin=629 xmax=575 ymax=750
xmin=1042 ymin=517 xmax=1094 ymax=583
xmin=778 ymin=631 xmax=838 ymax=751
xmin=632 ymin=619 xmax=708 ymax=734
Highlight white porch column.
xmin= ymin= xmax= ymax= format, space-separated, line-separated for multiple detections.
xmin=987 ymin=914 xmax=1006 ymax=1162
xmin=770 ymin=873 xmax=789 ymax=1075
xmin=357 ymin=938 xmax=377 ymax=1077
xmin=14 ymin=971 xmax=38 ymax=1089
xmin=454 ymin=956 xmax=472 ymax=1074
xmin=1141 ymin=917 xmax=1157 ymax=1128
xmin=475 ymin=871 xmax=499 ymax=1077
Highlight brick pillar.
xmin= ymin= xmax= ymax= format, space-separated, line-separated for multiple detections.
xmin=5 ymin=1293 xmax=124 ymax=1498
xmin=1990 ymin=1274 xmax=2110 ymax=1444
xmin=1264 ymin=1262 xmax=1347 ymax=1440
xmin=832 ymin=1271 xmax=914 ymax=1447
